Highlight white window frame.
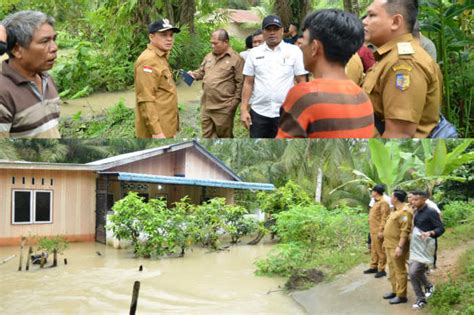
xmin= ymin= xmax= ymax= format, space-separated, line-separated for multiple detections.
xmin=12 ymin=190 xmax=53 ymax=225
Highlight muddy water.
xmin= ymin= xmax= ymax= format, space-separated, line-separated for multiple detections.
xmin=61 ymin=83 xmax=202 ymax=118
xmin=0 ymin=242 xmax=304 ymax=314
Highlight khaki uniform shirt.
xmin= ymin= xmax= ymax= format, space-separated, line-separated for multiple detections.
xmin=345 ymin=53 xmax=364 ymax=86
xmin=369 ymin=198 xmax=390 ymax=234
xmin=135 ymin=44 xmax=178 ymax=138
xmin=193 ymin=48 xmax=244 ymax=110
xmin=383 ymin=203 xmax=413 ymax=249
xmin=363 ymin=34 xmax=442 ymax=138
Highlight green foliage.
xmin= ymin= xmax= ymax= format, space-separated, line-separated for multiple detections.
xmin=255 ymin=203 xmax=368 ymax=277
xmin=107 ymin=193 xmax=258 ymax=257
xmin=442 ymin=201 xmax=474 ymax=228
xmin=60 ymin=100 xmax=135 ymax=138
xmin=36 ymin=235 xmax=69 ymax=254
xmin=429 ymin=248 xmax=474 ymax=315
xmin=257 ymin=180 xmax=312 ymax=216
xmin=419 ymin=0 xmax=474 ymax=137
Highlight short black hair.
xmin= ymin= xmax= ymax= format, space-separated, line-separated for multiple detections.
xmin=411 ymin=190 xmax=428 ymax=198
xmin=372 ymin=184 xmax=386 ymax=195
xmin=384 ymin=0 xmax=419 ymax=33
xmin=245 ymin=34 xmax=253 ymax=49
xmin=214 ymin=29 xmax=229 ymax=42
xmin=253 ymin=29 xmax=263 ymax=36
xmin=393 ymin=189 xmax=407 ymax=202
xmin=303 ymin=9 xmax=364 ymax=66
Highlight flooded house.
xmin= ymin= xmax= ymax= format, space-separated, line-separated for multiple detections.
xmin=0 ymin=141 xmax=274 ymax=246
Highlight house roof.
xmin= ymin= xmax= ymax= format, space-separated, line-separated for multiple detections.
xmin=227 ymin=9 xmax=261 ymax=24
xmin=87 ymin=140 xmax=242 ymax=181
xmin=0 ymin=160 xmax=93 ymax=171
xmin=100 ymin=172 xmax=275 ymax=191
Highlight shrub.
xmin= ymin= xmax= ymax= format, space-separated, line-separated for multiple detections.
xmin=442 ymin=201 xmax=474 ymax=228
xmin=257 ymin=180 xmax=313 ymax=216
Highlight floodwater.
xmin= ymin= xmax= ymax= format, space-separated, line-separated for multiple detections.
xmin=0 ymin=242 xmax=304 ymax=314
xmin=61 ymin=83 xmax=202 ymax=118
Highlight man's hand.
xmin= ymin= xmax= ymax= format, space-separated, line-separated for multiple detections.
xmin=240 ymin=108 xmax=252 ymax=130
xmin=187 ymin=71 xmax=195 ymax=79
xmin=377 ymin=231 xmax=384 ymax=241
xmin=420 ymin=231 xmax=432 ymax=240
xmin=152 ymin=133 xmax=167 ymax=139
xmin=395 ymin=246 xmax=403 ymax=257
xmin=0 ymin=25 xmax=6 ymax=42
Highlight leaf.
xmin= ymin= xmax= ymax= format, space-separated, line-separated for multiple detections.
xmin=368 ymin=139 xmax=394 ymax=187
xmin=444 ymin=3 xmax=474 ymax=19
xmin=425 ymin=140 xmax=447 ymax=176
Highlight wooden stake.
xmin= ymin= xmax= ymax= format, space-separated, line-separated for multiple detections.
xmin=139 ymin=265 xmax=143 ymax=271
xmin=25 ymin=247 xmax=33 ymax=271
xmin=52 ymin=249 xmax=57 ymax=267
xmin=129 ymin=281 xmax=141 ymax=315
xmin=18 ymin=237 xmax=25 ymax=271
xmin=64 ymin=258 xmax=68 ymax=265
xmin=40 ymin=256 xmax=45 ymax=269
xmin=0 ymin=255 xmax=15 ymax=264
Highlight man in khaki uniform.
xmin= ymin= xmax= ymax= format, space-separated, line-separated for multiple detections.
xmin=135 ymin=19 xmax=180 ymax=138
xmin=189 ymin=29 xmax=244 ymax=138
xmin=362 ymin=0 xmax=442 ymax=138
xmin=345 ymin=53 xmax=364 ymax=86
xmin=382 ymin=189 xmax=413 ymax=304
xmin=364 ymin=184 xmax=390 ymax=278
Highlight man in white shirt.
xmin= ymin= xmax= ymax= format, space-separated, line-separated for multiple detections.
xmin=240 ymin=15 xmax=307 ymax=138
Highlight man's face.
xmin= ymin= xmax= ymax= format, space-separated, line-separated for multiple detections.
xmin=371 ymin=190 xmax=381 ymax=199
xmin=211 ymin=33 xmax=228 ymax=56
xmin=15 ymin=23 xmax=57 ymax=73
xmin=301 ymin=30 xmax=315 ymax=72
xmin=252 ymin=34 xmax=264 ymax=47
xmin=296 ymin=37 xmax=304 ymax=48
xmin=407 ymin=193 xmax=414 ymax=206
xmin=263 ymin=25 xmax=283 ymax=47
xmin=363 ymin=0 xmax=394 ymax=47
xmin=150 ymin=30 xmax=175 ymax=52
xmin=289 ymin=24 xmax=298 ymax=34
xmin=411 ymin=195 xmax=426 ymax=209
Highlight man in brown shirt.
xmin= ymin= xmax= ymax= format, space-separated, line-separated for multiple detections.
xmin=364 ymin=184 xmax=390 ymax=278
xmin=382 ymin=189 xmax=413 ymax=304
xmin=0 ymin=11 xmax=60 ymax=138
xmin=362 ymin=0 xmax=442 ymax=138
xmin=189 ymin=29 xmax=244 ymax=138
xmin=135 ymin=19 xmax=180 ymax=138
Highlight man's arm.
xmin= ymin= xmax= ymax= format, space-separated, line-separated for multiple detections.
xmin=383 ymin=119 xmax=418 ymax=138
xmin=189 ymin=58 xmax=206 ymax=81
xmin=240 ymin=75 xmax=254 ymax=129
xmin=0 ymin=101 xmax=13 ymax=138
xmin=378 ymin=202 xmax=390 ymax=239
xmin=233 ymin=56 xmax=244 ymax=107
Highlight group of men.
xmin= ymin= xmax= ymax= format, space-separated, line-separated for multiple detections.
xmin=366 ymin=184 xmax=444 ymax=309
xmin=0 ymin=0 xmax=444 ymax=139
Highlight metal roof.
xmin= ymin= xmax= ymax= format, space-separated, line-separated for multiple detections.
xmin=101 ymin=172 xmax=275 ymax=191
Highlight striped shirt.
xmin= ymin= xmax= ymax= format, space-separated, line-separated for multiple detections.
xmin=0 ymin=61 xmax=61 ymax=138
xmin=277 ymin=78 xmax=374 ymax=138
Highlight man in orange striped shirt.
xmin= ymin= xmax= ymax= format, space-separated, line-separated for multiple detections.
xmin=277 ymin=9 xmax=375 ymax=138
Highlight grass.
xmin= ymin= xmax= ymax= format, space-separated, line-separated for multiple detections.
xmin=428 ymin=215 xmax=474 ymax=315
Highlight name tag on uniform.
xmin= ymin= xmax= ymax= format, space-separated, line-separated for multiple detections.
xmin=256 ymin=56 xmax=265 ymax=60
xmin=397 ymin=42 xmax=415 ymax=55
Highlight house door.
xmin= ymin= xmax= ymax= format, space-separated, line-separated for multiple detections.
xmin=95 ymin=178 xmax=108 ymax=244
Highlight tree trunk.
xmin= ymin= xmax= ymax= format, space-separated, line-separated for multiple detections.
xmin=274 ymin=0 xmax=292 ymax=29
xmin=352 ymin=0 xmax=360 ymax=17
xmin=343 ymin=0 xmax=354 ymax=13
xmin=315 ymin=168 xmax=323 ymax=203
xmin=179 ymin=0 xmax=196 ymax=33
xmin=298 ymin=0 xmax=313 ymax=28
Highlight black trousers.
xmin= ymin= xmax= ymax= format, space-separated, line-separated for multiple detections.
xmin=249 ymin=109 xmax=279 ymax=138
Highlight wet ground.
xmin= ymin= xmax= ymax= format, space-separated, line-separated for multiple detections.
xmin=0 ymin=242 xmax=304 ymax=314
xmin=61 ymin=83 xmax=202 ymax=118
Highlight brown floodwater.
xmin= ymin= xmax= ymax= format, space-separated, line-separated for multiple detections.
xmin=61 ymin=83 xmax=203 ymax=118
xmin=0 ymin=242 xmax=304 ymax=314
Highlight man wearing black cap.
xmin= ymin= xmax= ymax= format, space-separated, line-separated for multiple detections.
xmin=241 ymin=15 xmax=307 ymax=138
xmin=134 ymin=19 xmax=180 ymax=138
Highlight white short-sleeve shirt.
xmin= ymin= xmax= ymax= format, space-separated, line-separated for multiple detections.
xmin=243 ymin=41 xmax=307 ymax=118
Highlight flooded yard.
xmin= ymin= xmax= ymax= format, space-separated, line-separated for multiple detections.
xmin=0 ymin=242 xmax=304 ymax=314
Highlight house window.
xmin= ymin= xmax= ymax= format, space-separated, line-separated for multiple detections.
xmin=12 ymin=190 xmax=53 ymax=224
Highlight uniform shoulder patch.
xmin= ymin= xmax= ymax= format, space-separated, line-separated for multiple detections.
xmin=397 ymin=42 xmax=415 ymax=55
xmin=395 ymin=73 xmax=410 ymax=91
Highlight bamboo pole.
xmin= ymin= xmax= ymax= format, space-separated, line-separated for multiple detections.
xmin=129 ymin=281 xmax=141 ymax=315
xmin=18 ymin=237 xmax=25 ymax=271
xmin=25 ymin=247 xmax=33 ymax=271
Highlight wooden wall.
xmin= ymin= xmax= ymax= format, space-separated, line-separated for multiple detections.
xmin=184 ymin=148 xmax=234 ymax=181
xmin=0 ymin=169 xmax=96 ymax=246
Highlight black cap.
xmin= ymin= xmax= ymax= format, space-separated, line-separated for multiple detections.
xmin=262 ymin=15 xmax=283 ymax=29
xmin=148 ymin=19 xmax=181 ymax=34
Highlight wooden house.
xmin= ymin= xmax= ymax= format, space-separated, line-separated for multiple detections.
xmin=0 ymin=141 xmax=274 ymax=246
